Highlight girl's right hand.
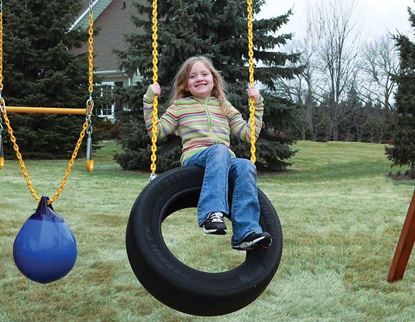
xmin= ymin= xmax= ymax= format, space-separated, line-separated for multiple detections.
xmin=150 ymin=83 xmax=161 ymax=97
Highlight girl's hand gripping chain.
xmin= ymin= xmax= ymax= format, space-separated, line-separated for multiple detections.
xmin=247 ymin=85 xmax=260 ymax=102
xmin=150 ymin=82 xmax=161 ymax=97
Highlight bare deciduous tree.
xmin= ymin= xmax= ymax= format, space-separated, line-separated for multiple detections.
xmin=358 ymin=35 xmax=399 ymax=111
xmin=308 ymin=0 xmax=361 ymax=140
xmin=274 ymin=15 xmax=321 ymax=139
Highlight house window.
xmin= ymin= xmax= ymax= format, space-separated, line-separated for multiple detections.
xmin=98 ymin=84 xmax=115 ymax=119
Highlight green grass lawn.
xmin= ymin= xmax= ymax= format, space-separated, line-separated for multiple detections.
xmin=0 ymin=140 xmax=414 ymax=321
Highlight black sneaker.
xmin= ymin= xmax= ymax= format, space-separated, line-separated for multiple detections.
xmin=232 ymin=232 xmax=272 ymax=251
xmin=202 ymin=212 xmax=227 ymax=235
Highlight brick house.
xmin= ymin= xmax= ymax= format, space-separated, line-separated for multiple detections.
xmin=71 ymin=0 xmax=145 ymax=119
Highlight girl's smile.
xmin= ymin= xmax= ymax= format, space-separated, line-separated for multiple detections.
xmin=186 ymin=61 xmax=214 ymax=98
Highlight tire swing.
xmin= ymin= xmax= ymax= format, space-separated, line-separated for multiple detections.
xmin=125 ymin=0 xmax=283 ymax=316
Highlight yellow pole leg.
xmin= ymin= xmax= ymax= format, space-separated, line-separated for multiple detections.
xmin=85 ymin=159 xmax=94 ymax=172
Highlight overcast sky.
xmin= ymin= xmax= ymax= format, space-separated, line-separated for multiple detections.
xmin=258 ymin=0 xmax=414 ymax=41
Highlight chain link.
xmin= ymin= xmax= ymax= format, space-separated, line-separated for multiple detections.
xmin=86 ymin=97 xmax=94 ymax=118
xmin=0 ymin=97 xmax=5 ymax=114
xmin=150 ymin=0 xmax=159 ymax=176
xmin=247 ymin=0 xmax=256 ymax=164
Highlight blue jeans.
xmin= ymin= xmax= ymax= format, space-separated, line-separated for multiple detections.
xmin=183 ymin=144 xmax=263 ymax=245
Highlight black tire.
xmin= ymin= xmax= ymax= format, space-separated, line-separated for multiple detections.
xmin=126 ymin=166 xmax=283 ymax=316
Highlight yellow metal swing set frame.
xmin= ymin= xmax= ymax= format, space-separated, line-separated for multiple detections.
xmin=0 ymin=0 xmax=96 ymax=205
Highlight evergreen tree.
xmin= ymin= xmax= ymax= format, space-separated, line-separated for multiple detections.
xmin=385 ymin=8 xmax=415 ymax=178
xmin=1 ymin=0 xmax=91 ymax=159
xmin=116 ymin=0 xmax=302 ymax=172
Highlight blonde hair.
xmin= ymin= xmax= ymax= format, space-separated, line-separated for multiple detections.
xmin=171 ymin=56 xmax=227 ymax=105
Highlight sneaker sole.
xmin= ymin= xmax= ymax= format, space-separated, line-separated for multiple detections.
xmin=203 ymin=227 xmax=227 ymax=235
xmin=232 ymin=236 xmax=272 ymax=251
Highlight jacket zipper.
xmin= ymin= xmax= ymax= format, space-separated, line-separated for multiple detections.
xmin=201 ymin=98 xmax=220 ymax=144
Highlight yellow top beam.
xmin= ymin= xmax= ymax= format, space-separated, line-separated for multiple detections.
xmin=5 ymin=106 xmax=86 ymax=115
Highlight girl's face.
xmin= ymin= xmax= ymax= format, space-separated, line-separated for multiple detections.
xmin=186 ymin=61 xmax=214 ymax=98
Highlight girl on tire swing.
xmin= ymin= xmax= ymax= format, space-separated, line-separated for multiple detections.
xmin=143 ymin=56 xmax=272 ymax=251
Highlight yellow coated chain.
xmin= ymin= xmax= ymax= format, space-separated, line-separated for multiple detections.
xmin=0 ymin=1 xmax=95 ymax=204
xmin=87 ymin=6 xmax=94 ymax=100
xmin=0 ymin=2 xmax=5 ymax=171
xmin=150 ymin=0 xmax=159 ymax=176
xmin=1 ymin=111 xmax=90 ymax=204
xmin=0 ymin=3 xmax=3 ymax=93
xmin=247 ymin=0 xmax=256 ymax=164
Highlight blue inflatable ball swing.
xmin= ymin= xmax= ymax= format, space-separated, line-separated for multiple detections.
xmin=13 ymin=196 xmax=77 ymax=284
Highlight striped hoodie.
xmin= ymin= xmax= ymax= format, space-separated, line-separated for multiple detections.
xmin=143 ymin=86 xmax=264 ymax=163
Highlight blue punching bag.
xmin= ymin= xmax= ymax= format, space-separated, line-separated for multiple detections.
xmin=13 ymin=196 xmax=77 ymax=284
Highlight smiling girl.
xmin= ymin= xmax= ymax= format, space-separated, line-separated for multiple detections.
xmin=142 ymin=56 xmax=272 ymax=251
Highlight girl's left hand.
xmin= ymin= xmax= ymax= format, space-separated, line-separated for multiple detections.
xmin=247 ymin=86 xmax=261 ymax=101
